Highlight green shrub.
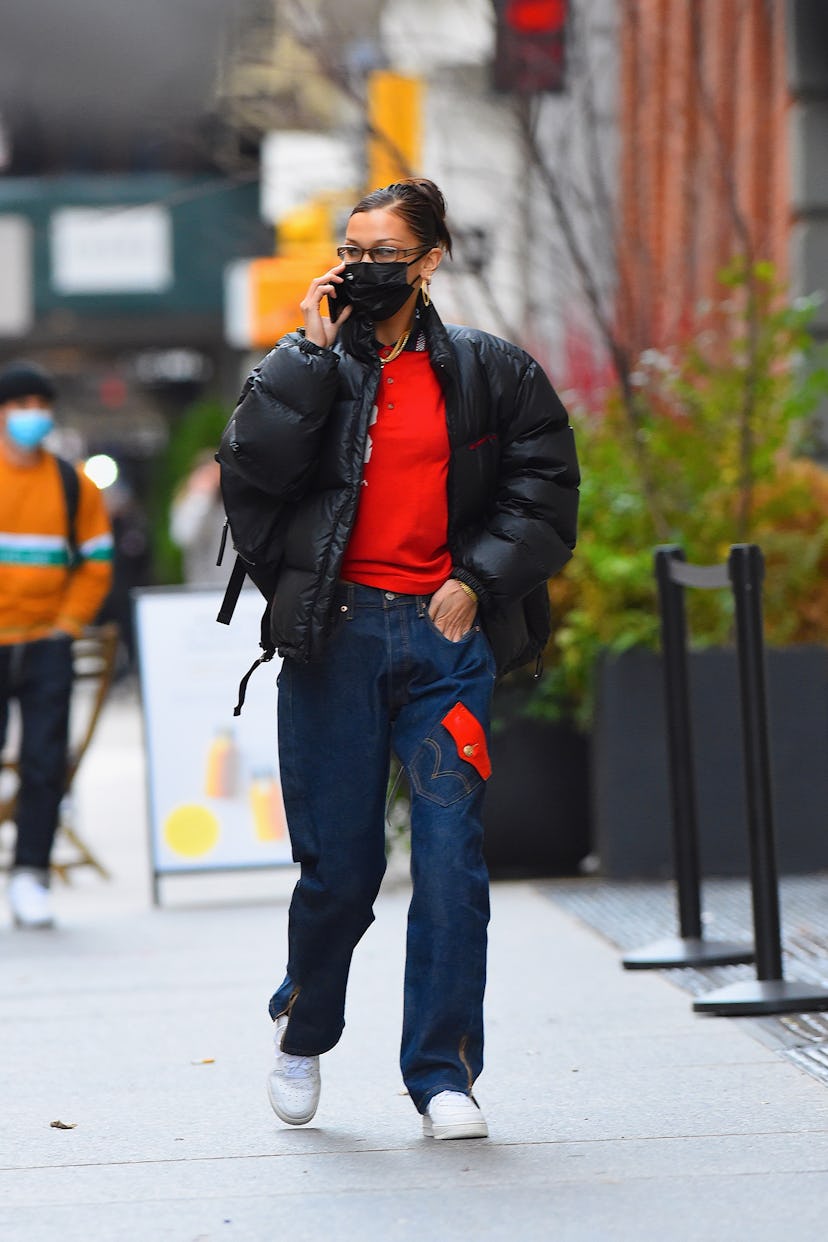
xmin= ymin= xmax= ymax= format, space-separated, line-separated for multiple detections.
xmin=532 ymin=262 xmax=828 ymax=729
xmin=148 ymin=398 xmax=231 ymax=584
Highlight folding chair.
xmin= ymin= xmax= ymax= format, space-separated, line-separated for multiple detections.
xmin=0 ymin=622 xmax=120 ymax=882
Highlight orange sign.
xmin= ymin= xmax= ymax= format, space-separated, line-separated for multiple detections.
xmin=247 ymin=250 xmax=332 ymax=349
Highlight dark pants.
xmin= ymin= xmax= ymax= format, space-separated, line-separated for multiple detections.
xmin=0 ymin=636 xmax=74 ymax=873
xmin=269 ymin=583 xmax=496 ymax=1114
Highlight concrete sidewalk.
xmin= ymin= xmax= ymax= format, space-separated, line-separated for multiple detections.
xmin=1 ymin=688 xmax=827 ymax=1241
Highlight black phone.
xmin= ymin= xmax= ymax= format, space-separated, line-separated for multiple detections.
xmin=327 ymin=270 xmax=353 ymax=322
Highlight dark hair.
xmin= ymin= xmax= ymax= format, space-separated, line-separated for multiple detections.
xmin=0 ymin=360 xmax=56 ymax=405
xmin=349 ymin=178 xmax=453 ymax=257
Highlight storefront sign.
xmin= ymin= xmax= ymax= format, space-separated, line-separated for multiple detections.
xmin=51 ymin=204 xmax=172 ymax=294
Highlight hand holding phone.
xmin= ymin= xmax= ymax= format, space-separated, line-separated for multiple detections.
xmin=301 ymin=262 xmax=351 ymax=347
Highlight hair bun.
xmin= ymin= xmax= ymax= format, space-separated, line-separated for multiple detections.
xmin=405 ymin=178 xmax=447 ymax=222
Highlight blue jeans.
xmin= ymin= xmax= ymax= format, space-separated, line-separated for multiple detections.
xmin=0 ymin=636 xmax=74 ymax=874
xmin=270 ymin=582 xmax=496 ymax=1113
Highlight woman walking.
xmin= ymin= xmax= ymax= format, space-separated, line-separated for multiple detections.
xmin=219 ymin=178 xmax=579 ymax=1139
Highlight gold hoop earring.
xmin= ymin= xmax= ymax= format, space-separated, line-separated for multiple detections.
xmin=421 ymin=280 xmax=431 ymax=307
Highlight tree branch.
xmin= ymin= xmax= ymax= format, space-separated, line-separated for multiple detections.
xmin=689 ymin=0 xmax=760 ymax=540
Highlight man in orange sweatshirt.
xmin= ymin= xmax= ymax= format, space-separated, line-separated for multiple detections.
xmin=0 ymin=361 xmax=114 ymax=928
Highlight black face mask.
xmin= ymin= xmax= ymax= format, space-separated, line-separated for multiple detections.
xmin=339 ymin=262 xmax=417 ymax=322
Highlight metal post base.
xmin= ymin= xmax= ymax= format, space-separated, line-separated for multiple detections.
xmin=622 ymin=936 xmax=755 ymax=971
xmin=693 ymin=978 xmax=828 ymax=1016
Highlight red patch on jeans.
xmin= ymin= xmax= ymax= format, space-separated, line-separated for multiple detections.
xmin=440 ymin=701 xmax=492 ymax=781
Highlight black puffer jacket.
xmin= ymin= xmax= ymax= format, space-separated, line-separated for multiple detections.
xmin=218 ymin=302 xmax=579 ymax=673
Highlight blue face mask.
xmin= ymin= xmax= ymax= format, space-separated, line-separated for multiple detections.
xmin=4 ymin=408 xmax=55 ymax=450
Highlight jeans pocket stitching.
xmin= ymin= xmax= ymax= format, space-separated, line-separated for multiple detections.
xmin=409 ymin=736 xmax=479 ymax=808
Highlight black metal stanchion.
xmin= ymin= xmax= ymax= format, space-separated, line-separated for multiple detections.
xmin=693 ymin=545 xmax=828 ymax=1015
xmin=623 ymin=546 xmax=754 ymax=970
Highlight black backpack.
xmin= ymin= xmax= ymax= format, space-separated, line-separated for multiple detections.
xmin=215 ymin=463 xmax=289 ymax=714
xmin=56 ymin=456 xmax=80 ymax=563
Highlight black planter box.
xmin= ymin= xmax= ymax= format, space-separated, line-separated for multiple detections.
xmin=592 ymin=646 xmax=828 ymax=879
xmin=483 ymin=686 xmax=590 ymax=878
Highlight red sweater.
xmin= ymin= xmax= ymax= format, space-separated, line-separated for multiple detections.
xmin=340 ymin=349 xmax=452 ymax=594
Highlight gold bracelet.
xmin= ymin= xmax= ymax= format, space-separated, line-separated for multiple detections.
xmin=454 ymin=579 xmax=478 ymax=603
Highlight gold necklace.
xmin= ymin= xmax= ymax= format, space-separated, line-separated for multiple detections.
xmin=378 ymin=329 xmax=411 ymax=367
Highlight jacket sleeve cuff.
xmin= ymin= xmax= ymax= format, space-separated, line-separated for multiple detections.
xmin=297 ymin=334 xmax=327 ymax=356
xmin=451 ymin=566 xmax=490 ymax=608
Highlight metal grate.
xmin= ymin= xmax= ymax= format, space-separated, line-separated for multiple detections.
xmin=537 ymin=873 xmax=828 ymax=1085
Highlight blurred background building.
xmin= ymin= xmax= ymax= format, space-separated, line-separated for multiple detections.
xmin=1 ymin=0 xmax=826 ymax=587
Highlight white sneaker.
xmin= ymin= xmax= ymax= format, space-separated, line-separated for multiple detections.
xmin=423 ymin=1091 xmax=489 ymax=1140
xmin=8 ymin=871 xmax=55 ymax=929
xmin=266 ymin=1015 xmax=321 ymax=1125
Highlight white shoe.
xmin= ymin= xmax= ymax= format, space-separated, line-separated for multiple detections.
xmin=266 ymin=1015 xmax=321 ymax=1125
xmin=8 ymin=871 xmax=55 ymax=929
xmin=423 ymin=1091 xmax=488 ymax=1140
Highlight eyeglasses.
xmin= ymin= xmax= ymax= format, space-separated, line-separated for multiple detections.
xmin=335 ymin=244 xmax=431 ymax=264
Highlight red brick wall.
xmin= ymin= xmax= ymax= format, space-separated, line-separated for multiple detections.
xmin=617 ymin=0 xmax=790 ymax=356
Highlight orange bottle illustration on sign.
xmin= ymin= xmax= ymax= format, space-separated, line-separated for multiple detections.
xmin=249 ymin=771 xmax=287 ymax=841
xmin=204 ymin=729 xmax=238 ymax=799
